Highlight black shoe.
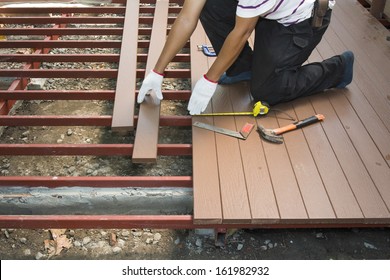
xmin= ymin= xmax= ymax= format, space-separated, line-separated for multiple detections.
xmin=218 ymin=71 xmax=252 ymax=85
xmin=335 ymin=51 xmax=354 ymax=88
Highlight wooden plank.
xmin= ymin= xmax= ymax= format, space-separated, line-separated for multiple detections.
xmin=258 ymin=112 xmax=308 ymax=220
xmin=318 ymin=24 xmax=390 ymax=166
xmin=191 ymin=22 xmax=222 ymax=224
xmin=310 ymin=94 xmax=389 ymax=219
xmin=111 ymin=0 xmax=139 ymax=131
xmin=332 ymin=3 xmax=390 ymax=103
xmin=211 ymin=86 xmax=251 ymax=224
xmin=292 ymin=100 xmax=364 ymax=220
xmin=132 ymin=0 xmax=169 ymax=163
xmin=276 ymin=103 xmax=335 ymax=220
xmin=228 ymin=84 xmax=280 ymax=223
xmin=328 ymin=91 xmax=390 ymax=210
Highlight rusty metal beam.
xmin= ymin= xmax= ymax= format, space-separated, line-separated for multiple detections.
xmin=0 ymin=215 xmax=196 ymax=229
xmin=0 ymin=6 xmax=182 ymax=14
xmin=0 ymin=16 xmax=177 ymax=25
xmin=0 ymin=69 xmax=191 ymax=78
xmin=0 ymin=143 xmax=192 ymax=156
xmin=0 ymin=40 xmax=190 ymax=49
xmin=0 ymin=215 xmax=388 ymax=230
xmin=0 ymin=90 xmax=191 ymax=100
xmin=0 ymin=28 xmax=125 ymax=36
xmin=0 ymin=115 xmax=192 ymax=126
xmin=0 ymin=53 xmax=189 ymax=63
xmin=0 ymin=89 xmax=191 ymax=100
xmin=0 ymin=27 xmax=170 ymax=36
xmin=0 ymin=176 xmax=192 ymax=188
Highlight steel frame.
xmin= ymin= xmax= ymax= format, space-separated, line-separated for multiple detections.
xmin=0 ymin=0 xmax=199 ymax=229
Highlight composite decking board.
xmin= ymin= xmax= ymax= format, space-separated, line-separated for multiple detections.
xmin=307 ymin=49 xmax=389 ymax=219
xmin=111 ymin=0 xmax=139 ymax=131
xmin=258 ymin=111 xmax=308 ymax=220
xmin=329 ymin=92 xmax=390 ymax=210
xmin=312 ymin=41 xmax=390 ymax=217
xmin=291 ymin=100 xmax=364 ymax=219
xmin=191 ymin=22 xmax=222 ymax=224
xmin=336 ymin=0 xmax=390 ymax=62
xmin=211 ymin=86 xmax=252 ymax=223
xmin=229 ymin=84 xmax=280 ymax=222
xmin=329 ymin=9 xmax=390 ymax=128
xmin=193 ymin=0 xmax=390 ymax=225
xmin=310 ymin=94 xmax=390 ymax=218
xmin=132 ymin=0 xmax=169 ymax=163
xmin=319 ymin=26 xmax=390 ymax=165
xmin=274 ymin=103 xmax=336 ymax=219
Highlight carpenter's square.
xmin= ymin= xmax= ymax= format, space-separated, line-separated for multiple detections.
xmin=193 ymin=121 xmax=255 ymax=140
xmin=197 ymin=44 xmax=216 ymax=57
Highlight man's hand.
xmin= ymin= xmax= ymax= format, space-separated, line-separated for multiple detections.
xmin=137 ymin=70 xmax=164 ymax=103
xmin=188 ymin=75 xmax=218 ymax=115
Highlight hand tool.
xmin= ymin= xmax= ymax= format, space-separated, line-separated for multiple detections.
xmin=311 ymin=0 xmax=329 ymax=28
xmin=193 ymin=121 xmax=255 ymax=140
xmin=194 ymin=101 xmax=270 ymax=117
xmin=257 ymin=114 xmax=325 ymax=144
xmin=197 ymin=44 xmax=216 ymax=57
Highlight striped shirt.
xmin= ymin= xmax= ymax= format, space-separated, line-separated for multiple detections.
xmin=236 ymin=0 xmax=336 ymax=26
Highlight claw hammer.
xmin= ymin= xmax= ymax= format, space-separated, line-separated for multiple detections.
xmin=257 ymin=114 xmax=325 ymax=144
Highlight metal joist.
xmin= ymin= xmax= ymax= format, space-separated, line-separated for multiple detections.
xmin=0 ymin=0 xmax=193 ymax=228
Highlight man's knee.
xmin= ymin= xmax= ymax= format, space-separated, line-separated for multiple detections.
xmin=250 ymin=81 xmax=286 ymax=106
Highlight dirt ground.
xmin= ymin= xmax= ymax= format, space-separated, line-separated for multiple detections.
xmin=0 ymin=227 xmax=389 ymax=260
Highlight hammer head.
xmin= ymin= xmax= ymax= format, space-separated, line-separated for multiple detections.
xmin=257 ymin=124 xmax=284 ymax=144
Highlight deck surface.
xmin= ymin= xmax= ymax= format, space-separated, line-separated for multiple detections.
xmin=192 ymin=0 xmax=390 ymax=226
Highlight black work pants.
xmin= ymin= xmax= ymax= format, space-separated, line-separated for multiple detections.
xmin=199 ymin=0 xmax=344 ymax=105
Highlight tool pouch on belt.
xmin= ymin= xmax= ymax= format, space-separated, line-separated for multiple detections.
xmin=311 ymin=0 xmax=329 ymax=28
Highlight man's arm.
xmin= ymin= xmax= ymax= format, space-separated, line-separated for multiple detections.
xmin=205 ymin=15 xmax=260 ymax=82
xmin=154 ymin=0 xmax=207 ymax=73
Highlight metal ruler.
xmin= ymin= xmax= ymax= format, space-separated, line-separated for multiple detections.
xmin=193 ymin=121 xmax=254 ymax=140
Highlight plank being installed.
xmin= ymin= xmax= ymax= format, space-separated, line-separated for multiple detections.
xmin=111 ymin=0 xmax=139 ymax=131
xmin=132 ymin=0 xmax=169 ymax=163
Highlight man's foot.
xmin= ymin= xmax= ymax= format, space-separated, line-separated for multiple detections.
xmin=335 ymin=51 xmax=354 ymax=88
xmin=218 ymin=71 xmax=251 ymax=85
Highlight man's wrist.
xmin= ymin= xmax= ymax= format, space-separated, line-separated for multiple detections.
xmin=203 ymin=74 xmax=217 ymax=84
xmin=153 ymin=69 xmax=165 ymax=77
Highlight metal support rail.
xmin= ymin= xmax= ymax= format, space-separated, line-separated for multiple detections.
xmin=0 ymin=0 xmax=197 ymax=229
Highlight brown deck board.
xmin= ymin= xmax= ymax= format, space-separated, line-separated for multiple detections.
xmin=191 ymin=22 xmax=223 ymax=225
xmin=111 ymin=0 xmax=139 ymax=131
xmin=319 ymin=25 xmax=390 ymax=164
xmin=132 ymin=0 xmax=169 ymax=163
xmin=229 ymin=84 xmax=280 ymax=223
xmin=330 ymin=8 xmax=390 ymax=130
xmin=294 ymin=100 xmax=365 ymax=220
xmin=275 ymin=103 xmax=335 ymax=220
xmin=311 ymin=94 xmax=389 ymax=219
xmin=211 ymin=86 xmax=252 ymax=223
xmin=192 ymin=0 xmax=390 ymax=225
xmin=259 ymin=112 xmax=308 ymax=220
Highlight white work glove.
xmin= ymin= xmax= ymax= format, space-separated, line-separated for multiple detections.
xmin=188 ymin=74 xmax=218 ymax=115
xmin=137 ymin=70 xmax=164 ymax=103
